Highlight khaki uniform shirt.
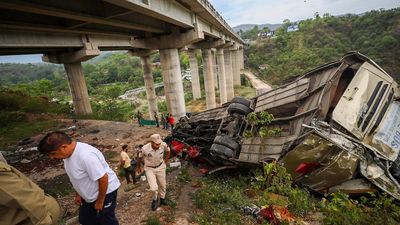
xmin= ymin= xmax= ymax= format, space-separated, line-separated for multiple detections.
xmin=0 ymin=161 xmax=57 ymax=225
xmin=120 ymin=151 xmax=131 ymax=168
xmin=140 ymin=142 xmax=170 ymax=167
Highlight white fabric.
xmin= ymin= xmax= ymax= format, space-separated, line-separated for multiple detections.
xmin=64 ymin=142 xmax=120 ymax=203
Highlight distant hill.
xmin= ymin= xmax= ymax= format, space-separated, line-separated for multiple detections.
xmin=233 ymin=23 xmax=282 ymax=32
xmin=245 ymin=7 xmax=400 ymax=85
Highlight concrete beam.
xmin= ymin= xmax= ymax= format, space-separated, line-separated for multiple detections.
xmin=128 ymin=49 xmax=157 ymax=57
xmin=105 ymin=0 xmax=193 ymax=28
xmin=0 ymin=31 xmax=133 ymax=54
xmin=42 ymin=43 xmax=100 ymax=64
xmin=0 ymin=1 xmax=164 ymax=33
xmin=106 ymin=0 xmax=243 ymax=43
xmin=131 ymin=26 xmax=204 ymax=49
xmin=0 ymin=20 xmax=132 ymax=38
xmin=189 ymin=38 xmax=226 ymax=49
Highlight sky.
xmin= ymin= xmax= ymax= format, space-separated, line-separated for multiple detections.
xmin=209 ymin=0 xmax=400 ymax=26
xmin=0 ymin=0 xmax=399 ymax=63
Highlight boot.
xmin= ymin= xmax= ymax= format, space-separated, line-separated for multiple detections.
xmin=160 ymin=198 xmax=168 ymax=206
xmin=151 ymin=199 xmax=158 ymax=211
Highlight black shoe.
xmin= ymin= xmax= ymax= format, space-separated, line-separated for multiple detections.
xmin=151 ymin=200 xmax=158 ymax=211
xmin=160 ymin=198 xmax=168 ymax=206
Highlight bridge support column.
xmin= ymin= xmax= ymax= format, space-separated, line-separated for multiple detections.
xmin=212 ymin=50 xmax=219 ymax=89
xmin=64 ymin=62 xmax=92 ymax=115
xmin=188 ymin=49 xmax=201 ymax=100
xmin=224 ymin=49 xmax=234 ymax=100
xmin=216 ymin=48 xmax=227 ymax=104
xmin=202 ymin=49 xmax=216 ymax=109
xmin=239 ymin=48 xmax=244 ymax=70
xmin=43 ymin=43 xmax=99 ymax=116
xmin=159 ymin=48 xmax=186 ymax=119
xmin=232 ymin=49 xmax=241 ymax=86
xmin=140 ymin=55 xmax=158 ymax=120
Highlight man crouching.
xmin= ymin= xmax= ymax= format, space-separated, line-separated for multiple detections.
xmin=38 ymin=131 xmax=121 ymax=225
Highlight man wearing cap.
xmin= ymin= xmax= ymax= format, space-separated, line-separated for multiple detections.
xmin=138 ymin=134 xmax=171 ymax=211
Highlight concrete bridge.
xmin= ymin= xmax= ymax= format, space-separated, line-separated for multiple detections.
xmin=0 ymin=0 xmax=245 ymax=120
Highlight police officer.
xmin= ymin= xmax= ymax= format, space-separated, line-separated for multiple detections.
xmin=0 ymin=160 xmax=61 ymax=225
xmin=138 ymin=134 xmax=170 ymax=211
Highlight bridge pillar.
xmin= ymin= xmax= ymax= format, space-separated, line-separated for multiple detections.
xmin=64 ymin=62 xmax=92 ymax=115
xmin=188 ymin=49 xmax=201 ymax=100
xmin=224 ymin=49 xmax=234 ymax=100
xmin=140 ymin=55 xmax=158 ymax=120
xmin=216 ymin=48 xmax=227 ymax=104
xmin=232 ymin=48 xmax=241 ymax=86
xmin=43 ymin=44 xmax=99 ymax=115
xmin=239 ymin=47 xmax=244 ymax=70
xmin=202 ymin=48 xmax=216 ymax=109
xmin=159 ymin=48 xmax=186 ymax=119
xmin=212 ymin=49 xmax=219 ymax=89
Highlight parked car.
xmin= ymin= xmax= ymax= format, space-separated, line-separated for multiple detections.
xmin=166 ymin=52 xmax=400 ymax=199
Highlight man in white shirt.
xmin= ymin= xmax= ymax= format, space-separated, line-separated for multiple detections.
xmin=138 ymin=134 xmax=170 ymax=211
xmin=38 ymin=131 xmax=120 ymax=225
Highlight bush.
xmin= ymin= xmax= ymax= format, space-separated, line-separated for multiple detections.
xmin=253 ymin=163 xmax=316 ymax=217
xmin=21 ymin=98 xmax=47 ymax=113
xmin=0 ymin=91 xmax=23 ymax=110
xmin=193 ymin=176 xmax=250 ymax=225
xmin=0 ymin=111 xmax=27 ymax=126
xmin=145 ymin=216 xmax=161 ymax=225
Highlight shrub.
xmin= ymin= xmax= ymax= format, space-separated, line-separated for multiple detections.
xmin=0 ymin=111 xmax=27 ymax=126
xmin=193 ymin=176 xmax=250 ymax=225
xmin=0 ymin=91 xmax=23 ymax=110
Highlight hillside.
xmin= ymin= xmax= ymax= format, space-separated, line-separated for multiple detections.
xmin=243 ymin=8 xmax=400 ymax=85
xmin=233 ymin=23 xmax=282 ymax=32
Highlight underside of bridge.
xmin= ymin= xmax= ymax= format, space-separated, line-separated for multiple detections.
xmin=0 ymin=0 xmax=245 ymax=117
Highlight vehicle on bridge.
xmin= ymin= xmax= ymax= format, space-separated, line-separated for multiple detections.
xmin=166 ymin=52 xmax=400 ymax=199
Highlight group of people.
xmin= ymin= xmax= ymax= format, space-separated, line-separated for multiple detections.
xmin=1 ymin=131 xmax=171 ymax=225
xmin=136 ymin=110 xmax=175 ymax=131
xmin=160 ymin=113 xmax=175 ymax=130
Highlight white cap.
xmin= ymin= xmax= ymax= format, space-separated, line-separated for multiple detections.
xmin=150 ymin=134 xmax=162 ymax=144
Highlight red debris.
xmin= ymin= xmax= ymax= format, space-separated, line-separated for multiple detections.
xmin=171 ymin=140 xmax=186 ymax=155
xmin=187 ymin=146 xmax=200 ymax=158
xmin=199 ymin=168 xmax=209 ymax=174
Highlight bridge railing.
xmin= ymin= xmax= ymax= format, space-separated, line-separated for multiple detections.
xmin=197 ymin=0 xmax=240 ymax=40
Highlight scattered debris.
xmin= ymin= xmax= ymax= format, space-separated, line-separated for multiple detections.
xmin=239 ymin=204 xmax=294 ymax=224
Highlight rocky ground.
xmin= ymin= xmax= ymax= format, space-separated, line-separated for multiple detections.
xmin=7 ymin=119 xmax=203 ymax=225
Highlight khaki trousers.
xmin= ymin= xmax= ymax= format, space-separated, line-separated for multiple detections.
xmin=144 ymin=162 xmax=166 ymax=200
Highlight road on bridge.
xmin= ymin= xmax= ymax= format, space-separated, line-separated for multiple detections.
xmin=242 ymin=70 xmax=272 ymax=95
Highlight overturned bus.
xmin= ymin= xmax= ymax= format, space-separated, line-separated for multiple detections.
xmin=167 ymin=52 xmax=400 ymax=199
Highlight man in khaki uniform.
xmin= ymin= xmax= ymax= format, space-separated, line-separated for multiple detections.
xmin=138 ymin=134 xmax=170 ymax=211
xmin=0 ymin=161 xmax=60 ymax=225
